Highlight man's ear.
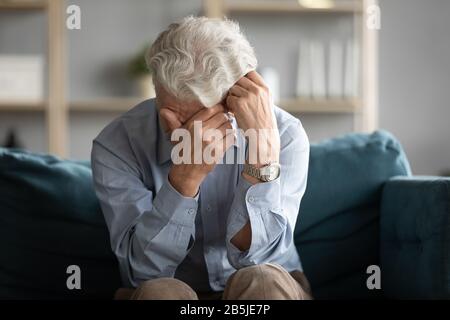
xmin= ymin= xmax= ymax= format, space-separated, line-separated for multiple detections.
xmin=159 ymin=108 xmax=182 ymax=134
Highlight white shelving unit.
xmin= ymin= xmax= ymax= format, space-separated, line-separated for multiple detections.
xmin=204 ymin=0 xmax=379 ymax=133
xmin=0 ymin=0 xmax=66 ymax=156
xmin=0 ymin=0 xmax=378 ymax=157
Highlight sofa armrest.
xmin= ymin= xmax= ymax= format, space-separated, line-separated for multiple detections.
xmin=380 ymin=177 xmax=450 ymax=299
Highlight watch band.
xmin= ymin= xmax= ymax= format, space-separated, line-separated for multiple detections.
xmin=244 ymin=163 xmax=262 ymax=180
xmin=244 ymin=162 xmax=281 ymax=182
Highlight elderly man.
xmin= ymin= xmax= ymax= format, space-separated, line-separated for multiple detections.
xmin=91 ymin=16 xmax=310 ymax=300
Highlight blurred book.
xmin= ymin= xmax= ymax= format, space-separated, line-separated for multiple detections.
xmin=260 ymin=67 xmax=280 ymax=104
xmin=310 ymin=41 xmax=326 ymax=99
xmin=344 ymin=40 xmax=360 ymax=98
xmin=0 ymin=55 xmax=44 ymax=102
xmin=296 ymin=40 xmax=312 ymax=99
xmin=297 ymin=38 xmax=360 ymax=101
xmin=328 ymin=40 xmax=344 ymax=98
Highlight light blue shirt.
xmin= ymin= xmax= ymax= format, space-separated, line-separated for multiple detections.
xmin=91 ymin=99 xmax=309 ymax=292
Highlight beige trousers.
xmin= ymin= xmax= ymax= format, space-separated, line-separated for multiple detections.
xmin=115 ymin=263 xmax=313 ymax=300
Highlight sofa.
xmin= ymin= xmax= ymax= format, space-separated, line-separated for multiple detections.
xmin=0 ymin=130 xmax=448 ymax=300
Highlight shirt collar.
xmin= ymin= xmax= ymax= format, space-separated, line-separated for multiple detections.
xmin=156 ymin=111 xmax=243 ymax=165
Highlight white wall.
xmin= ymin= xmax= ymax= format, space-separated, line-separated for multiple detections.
xmin=379 ymin=0 xmax=450 ymax=175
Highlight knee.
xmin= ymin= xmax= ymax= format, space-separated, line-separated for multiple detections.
xmin=224 ymin=263 xmax=306 ymax=300
xmin=229 ymin=263 xmax=289 ymax=290
xmin=131 ymin=278 xmax=198 ymax=300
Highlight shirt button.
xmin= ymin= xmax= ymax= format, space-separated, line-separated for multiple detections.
xmin=187 ymin=208 xmax=195 ymax=215
xmin=247 ymin=196 xmax=255 ymax=203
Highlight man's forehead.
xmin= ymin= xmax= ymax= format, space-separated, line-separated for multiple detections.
xmin=156 ymin=84 xmax=203 ymax=109
xmin=158 ymin=95 xmax=204 ymax=116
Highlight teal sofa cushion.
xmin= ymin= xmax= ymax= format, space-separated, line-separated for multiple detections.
xmin=0 ymin=148 xmax=121 ymax=299
xmin=295 ymin=131 xmax=412 ymax=299
xmin=381 ymin=177 xmax=450 ymax=299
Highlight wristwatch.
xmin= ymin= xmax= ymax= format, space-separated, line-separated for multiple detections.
xmin=243 ymin=163 xmax=281 ymax=182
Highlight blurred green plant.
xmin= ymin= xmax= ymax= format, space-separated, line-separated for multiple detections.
xmin=128 ymin=45 xmax=152 ymax=78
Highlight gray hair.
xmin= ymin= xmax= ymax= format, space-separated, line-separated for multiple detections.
xmin=146 ymin=16 xmax=258 ymax=107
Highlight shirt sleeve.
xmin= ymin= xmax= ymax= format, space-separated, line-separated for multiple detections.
xmin=91 ymin=141 xmax=198 ymax=288
xmin=226 ymin=120 xmax=310 ymax=269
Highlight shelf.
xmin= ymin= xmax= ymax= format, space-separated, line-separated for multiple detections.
xmin=0 ymin=97 xmax=358 ymax=114
xmin=70 ymin=98 xmax=145 ymax=112
xmin=224 ymin=1 xmax=362 ymax=14
xmin=278 ymin=98 xmax=360 ymax=113
xmin=0 ymin=0 xmax=47 ymax=10
xmin=0 ymin=100 xmax=46 ymax=111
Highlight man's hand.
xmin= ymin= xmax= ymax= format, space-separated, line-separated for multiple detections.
xmin=226 ymin=71 xmax=280 ymax=172
xmin=160 ymin=104 xmax=235 ymax=197
xmin=226 ymin=71 xmax=282 ymax=251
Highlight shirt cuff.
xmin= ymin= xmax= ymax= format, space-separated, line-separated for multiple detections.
xmin=227 ymin=176 xmax=285 ymax=263
xmin=152 ymin=175 xmax=199 ymax=227
xmin=246 ymin=177 xmax=282 ymax=212
xmin=233 ymin=175 xmax=282 ymax=216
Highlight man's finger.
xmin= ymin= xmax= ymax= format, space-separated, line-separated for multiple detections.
xmin=203 ymin=127 xmax=235 ymax=164
xmin=236 ymin=76 xmax=258 ymax=91
xmin=159 ymin=108 xmax=182 ymax=133
xmin=229 ymin=84 xmax=247 ymax=97
xmin=203 ymin=111 xmax=231 ymax=130
xmin=204 ymin=120 xmax=233 ymax=142
xmin=226 ymin=95 xmax=240 ymax=112
xmin=245 ymin=70 xmax=266 ymax=87
xmin=216 ymin=120 xmax=233 ymax=138
xmin=186 ymin=104 xmax=226 ymax=127
xmin=215 ymin=130 xmax=236 ymax=161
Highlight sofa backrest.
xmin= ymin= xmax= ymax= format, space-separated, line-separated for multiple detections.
xmin=295 ymin=130 xmax=411 ymax=299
